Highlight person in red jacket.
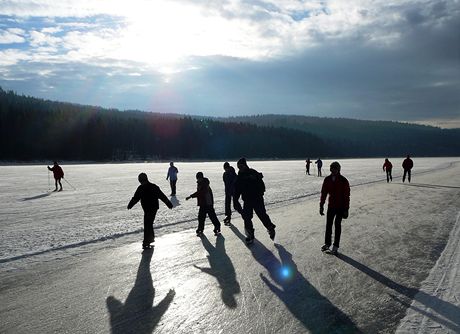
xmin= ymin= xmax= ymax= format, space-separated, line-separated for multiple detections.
xmin=47 ymin=161 xmax=64 ymax=191
xmin=383 ymin=158 xmax=393 ymax=183
xmin=186 ymin=172 xmax=221 ymax=236
xmin=127 ymin=173 xmax=173 ymax=249
xmin=402 ymin=155 xmax=414 ymax=183
xmin=319 ymin=161 xmax=350 ymax=255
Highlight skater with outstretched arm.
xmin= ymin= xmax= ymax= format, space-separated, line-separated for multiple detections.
xmin=128 ymin=173 xmax=173 ymax=249
xmin=223 ymin=162 xmax=237 ymax=226
xmin=166 ymin=162 xmax=179 ymax=196
xmin=402 ymin=155 xmax=413 ymax=183
xmin=47 ymin=161 xmax=64 ymax=192
xmin=315 ymin=158 xmax=323 ymax=177
xmin=186 ymin=172 xmax=221 ymax=236
xmin=383 ymin=158 xmax=393 ymax=183
xmin=319 ymin=161 xmax=350 ymax=255
xmin=233 ymin=158 xmax=276 ymax=244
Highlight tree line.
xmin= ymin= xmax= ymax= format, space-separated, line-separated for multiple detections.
xmin=0 ymin=88 xmax=328 ymax=161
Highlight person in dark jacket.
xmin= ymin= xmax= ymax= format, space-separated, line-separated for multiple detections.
xmin=319 ymin=161 xmax=350 ymax=255
xmin=223 ymin=162 xmax=237 ymax=226
xmin=402 ymin=155 xmax=414 ymax=183
xmin=383 ymin=158 xmax=393 ymax=183
xmin=47 ymin=161 xmax=64 ymax=191
xmin=166 ymin=162 xmax=179 ymax=196
xmin=315 ymin=158 xmax=323 ymax=177
xmin=234 ymin=158 xmax=276 ymax=244
xmin=186 ymin=172 xmax=221 ymax=236
xmin=128 ymin=173 xmax=173 ymax=249
xmin=305 ymin=158 xmax=312 ymax=175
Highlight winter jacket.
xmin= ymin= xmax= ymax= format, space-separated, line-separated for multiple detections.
xmin=383 ymin=161 xmax=393 ymax=171
xmin=128 ymin=182 xmax=173 ymax=212
xmin=190 ymin=177 xmax=214 ymax=207
xmin=402 ymin=158 xmax=413 ymax=170
xmin=166 ymin=166 xmax=179 ymax=181
xmin=48 ymin=165 xmax=64 ymax=179
xmin=315 ymin=159 xmax=323 ymax=168
xmin=234 ymin=168 xmax=266 ymax=202
xmin=223 ymin=166 xmax=237 ymax=195
xmin=320 ymin=174 xmax=350 ymax=209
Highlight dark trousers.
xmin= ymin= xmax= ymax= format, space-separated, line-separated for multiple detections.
xmin=306 ymin=166 xmax=310 ymax=175
xmin=242 ymin=197 xmax=275 ymax=237
xmin=386 ymin=169 xmax=392 ymax=182
xmin=197 ymin=205 xmax=221 ymax=232
xmin=403 ymin=169 xmax=411 ymax=183
xmin=143 ymin=210 xmax=157 ymax=245
xmin=225 ymin=192 xmax=233 ymax=217
xmin=169 ymin=179 xmax=177 ymax=195
xmin=318 ymin=168 xmax=322 ymax=177
xmin=325 ymin=208 xmax=343 ymax=248
xmin=54 ymin=178 xmax=62 ymax=190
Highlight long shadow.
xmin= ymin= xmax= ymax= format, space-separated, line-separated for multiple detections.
xmin=338 ymin=254 xmax=460 ymax=332
xmin=398 ymin=183 xmax=460 ymax=189
xmin=106 ymin=250 xmax=175 ymax=334
xmin=21 ymin=192 xmax=52 ymax=201
xmin=194 ymin=234 xmax=241 ymax=308
xmin=229 ymin=224 xmax=361 ymax=333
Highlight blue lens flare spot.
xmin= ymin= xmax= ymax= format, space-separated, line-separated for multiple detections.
xmin=281 ymin=267 xmax=290 ymax=278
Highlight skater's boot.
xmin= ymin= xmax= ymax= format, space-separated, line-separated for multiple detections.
xmin=142 ymin=243 xmax=153 ymax=250
xmin=223 ymin=216 xmax=231 ymax=226
xmin=53 ymin=188 xmax=58 ymax=192
xmin=213 ymin=228 xmax=221 ymax=236
xmin=331 ymin=245 xmax=339 ymax=255
xmin=321 ymin=244 xmax=330 ymax=252
xmin=245 ymin=236 xmax=254 ymax=245
xmin=196 ymin=230 xmax=204 ymax=237
xmin=58 ymin=187 xmax=63 ymax=192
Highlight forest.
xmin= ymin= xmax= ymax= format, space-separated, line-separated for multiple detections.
xmin=1 ymin=88 xmax=459 ymax=161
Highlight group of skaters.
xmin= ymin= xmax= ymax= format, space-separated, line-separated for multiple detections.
xmin=47 ymin=155 xmax=415 ymax=253
xmin=128 ymin=158 xmax=276 ymax=250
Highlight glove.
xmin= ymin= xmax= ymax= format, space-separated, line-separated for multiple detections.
xmin=127 ymin=205 xmax=131 ymax=210
xmin=319 ymin=206 xmax=324 ymax=216
xmin=186 ymin=196 xmax=190 ymax=201
xmin=168 ymin=203 xmax=173 ymax=209
xmin=342 ymin=209 xmax=349 ymax=219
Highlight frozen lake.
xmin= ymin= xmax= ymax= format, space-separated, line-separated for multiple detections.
xmin=0 ymin=157 xmax=457 ymax=265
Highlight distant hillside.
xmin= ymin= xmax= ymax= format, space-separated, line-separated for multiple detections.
xmin=0 ymin=88 xmax=328 ymax=161
xmin=222 ymin=115 xmax=460 ymax=157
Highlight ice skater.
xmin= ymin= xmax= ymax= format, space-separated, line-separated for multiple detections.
xmin=319 ymin=161 xmax=350 ymax=255
xmin=402 ymin=155 xmax=413 ymax=183
xmin=223 ymin=162 xmax=237 ymax=226
xmin=186 ymin=172 xmax=221 ymax=236
xmin=233 ymin=158 xmax=276 ymax=244
xmin=47 ymin=161 xmax=64 ymax=191
xmin=128 ymin=173 xmax=173 ymax=249
xmin=315 ymin=158 xmax=323 ymax=177
xmin=305 ymin=158 xmax=312 ymax=175
xmin=383 ymin=158 xmax=393 ymax=183
xmin=166 ymin=162 xmax=179 ymax=196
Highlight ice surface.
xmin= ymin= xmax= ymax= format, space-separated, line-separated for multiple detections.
xmin=0 ymin=158 xmax=454 ymax=265
xmin=0 ymin=157 xmax=459 ymax=333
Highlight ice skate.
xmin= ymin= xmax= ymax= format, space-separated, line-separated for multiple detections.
xmin=268 ymin=228 xmax=276 ymax=240
xmin=330 ymin=245 xmax=339 ymax=256
xmin=196 ymin=230 xmax=204 ymax=237
xmin=321 ymin=244 xmax=330 ymax=252
xmin=213 ymin=229 xmax=221 ymax=236
xmin=223 ymin=216 xmax=231 ymax=226
xmin=245 ymin=236 xmax=254 ymax=245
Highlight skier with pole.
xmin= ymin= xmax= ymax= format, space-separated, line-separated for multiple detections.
xmin=47 ymin=161 xmax=64 ymax=192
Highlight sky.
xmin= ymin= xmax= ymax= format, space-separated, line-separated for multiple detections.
xmin=0 ymin=0 xmax=459 ymax=128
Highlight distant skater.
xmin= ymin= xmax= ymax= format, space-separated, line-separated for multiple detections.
xmin=128 ymin=173 xmax=173 ymax=249
xmin=234 ymin=158 xmax=276 ymax=244
xmin=319 ymin=161 xmax=350 ymax=255
xmin=223 ymin=162 xmax=237 ymax=226
xmin=186 ymin=172 xmax=221 ymax=236
xmin=315 ymin=158 xmax=323 ymax=177
xmin=305 ymin=158 xmax=312 ymax=175
xmin=166 ymin=162 xmax=179 ymax=196
xmin=402 ymin=155 xmax=414 ymax=183
xmin=383 ymin=158 xmax=393 ymax=183
xmin=47 ymin=161 xmax=64 ymax=192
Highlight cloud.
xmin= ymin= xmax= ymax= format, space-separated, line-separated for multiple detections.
xmin=0 ymin=0 xmax=458 ymax=127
